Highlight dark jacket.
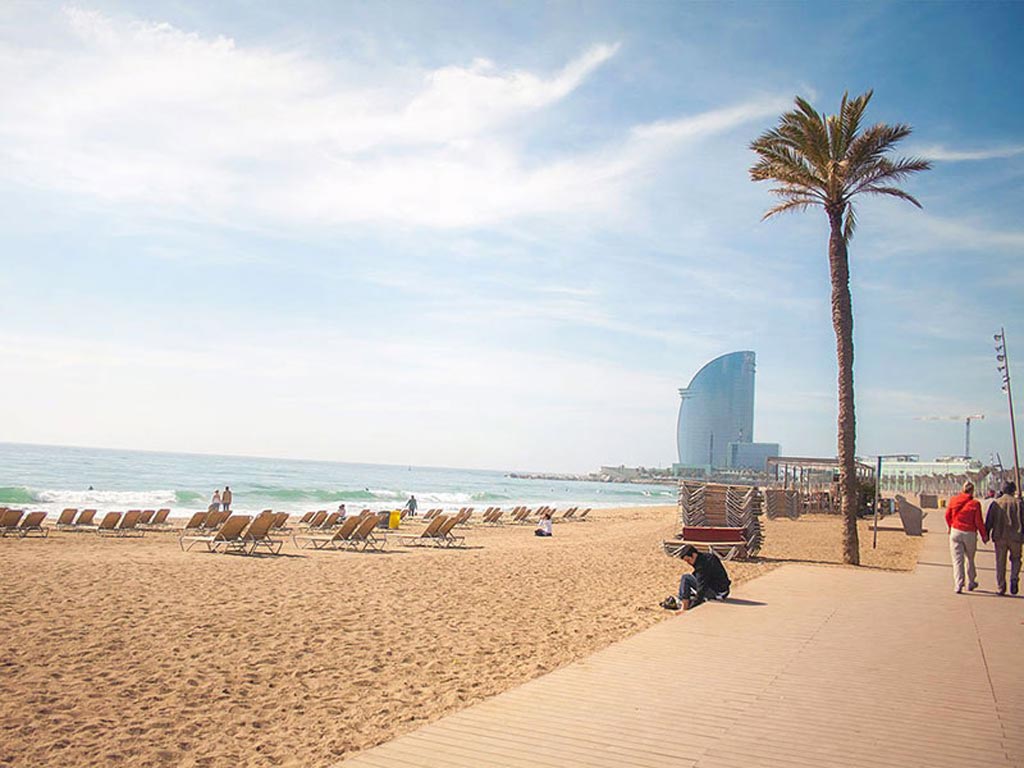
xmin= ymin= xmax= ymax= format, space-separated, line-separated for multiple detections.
xmin=985 ymin=493 xmax=1022 ymax=544
xmin=693 ymin=551 xmax=731 ymax=596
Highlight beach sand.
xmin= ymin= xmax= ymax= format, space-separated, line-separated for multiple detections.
xmin=0 ymin=506 xmax=921 ymax=767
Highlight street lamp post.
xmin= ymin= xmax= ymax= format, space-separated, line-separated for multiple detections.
xmin=873 ymin=454 xmax=911 ymax=548
xmin=995 ymin=328 xmax=1022 ymax=506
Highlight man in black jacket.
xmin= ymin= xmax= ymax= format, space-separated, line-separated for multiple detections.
xmin=675 ymin=544 xmax=731 ymax=610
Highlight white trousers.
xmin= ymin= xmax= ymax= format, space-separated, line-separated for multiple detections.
xmin=949 ymin=529 xmax=978 ymax=591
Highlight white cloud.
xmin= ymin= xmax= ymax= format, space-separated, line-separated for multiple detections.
xmin=0 ymin=7 xmax=784 ymax=230
xmin=910 ymin=143 xmax=1024 ymax=162
xmin=0 ymin=328 xmax=679 ymax=470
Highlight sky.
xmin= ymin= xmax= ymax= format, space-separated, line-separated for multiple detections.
xmin=1 ymin=1 xmax=1022 ymax=472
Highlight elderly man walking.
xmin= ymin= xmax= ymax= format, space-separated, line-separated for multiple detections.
xmin=946 ymin=481 xmax=988 ymax=594
xmin=985 ymin=482 xmax=1022 ymax=596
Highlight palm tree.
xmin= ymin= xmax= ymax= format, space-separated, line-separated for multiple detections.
xmin=749 ymin=91 xmax=930 ymax=565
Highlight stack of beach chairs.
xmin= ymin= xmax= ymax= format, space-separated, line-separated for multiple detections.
xmin=764 ymin=489 xmax=801 ymax=520
xmin=664 ymin=481 xmax=763 ymax=560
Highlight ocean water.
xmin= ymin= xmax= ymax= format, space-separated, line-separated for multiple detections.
xmin=0 ymin=442 xmax=676 ymax=517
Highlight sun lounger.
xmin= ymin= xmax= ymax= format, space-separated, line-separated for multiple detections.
xmin=241 ymin=513 xmax=284 ymax=555
xmin=96 ymin=512 xmax=123 ymax=536
xmin=113 ymin=510 xmax=144 ymax=537
xmin=180 ymin=514 xmax=252 ymax=552
xmin=153 ymin=508 xmax=171 ymax=526
xmin=304 ymin=510 xmax=329 ymax=530
xmin=138 ymin=510 xmax=155 ymax=526
xmin=73 ymin=509 xmax=98 ymax=529
xmin=0 ymin=509 xmax=25 ymax=536
xmin=346 ymin=514 xmax=387 ymax=551
xmin=399 ymin=515 xmax=447 ymax=545
xmin=270 ymin=512 xmax=289 ymax=532
xmin=433 ymin=515 xmax=466 ymax=547
xmin=12 ymin=511 xmax=49 ymax=538
xmin=297 ymin=511 xmax=315 ymax=526
xmin=56 ymin=508 xmax=78 ymax=529
xmin=294 ymin=515 xmax=362 ymax=550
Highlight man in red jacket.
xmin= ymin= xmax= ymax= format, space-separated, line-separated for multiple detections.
xmin=946 ymin=481 xmax=988 ymax=594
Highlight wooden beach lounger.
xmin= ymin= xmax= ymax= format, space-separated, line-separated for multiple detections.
xmin=12 ymin=511 xmax=49 ymax=538
xmin=0 ymin=509 xmax=25 ymax=536
xmin=153 ymin=508 xmax=171 ymax=527
xmin=114 ymin=510 xmax=145 ymax=537
xmin=346 ymin=514 xmax=387 ymax=551
xmin=96 ymin=512 xmax=122 ymax=536
xmin=73 ymin=509 xmax=98 ymax=529
xmin=180 ymin=514 xmax=251 ymax=553
xmin=241 ymin=513 xmax=284 ymax=556
xmin=294 ymin=515 xmax=361 ymax=550
xmin=56 ymin=508 xmax=78 ymax=529
xmin=399 ymin=515 xmax=446 ymax=545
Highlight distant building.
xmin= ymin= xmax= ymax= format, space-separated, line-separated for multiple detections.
xmin=728 ymin=441 xmax=780 ymax=471
xmin=675 ymin=350 xmax=780 ymax=471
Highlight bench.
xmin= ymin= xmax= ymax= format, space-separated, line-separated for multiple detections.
xmin=663 ymin=525 xmax=752 ymax=561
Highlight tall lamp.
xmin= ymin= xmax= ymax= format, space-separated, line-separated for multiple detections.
xmin=995 ymin=328 xmax=1022 ymax=505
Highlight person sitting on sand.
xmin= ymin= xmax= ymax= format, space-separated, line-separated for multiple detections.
xmin=337 ymin=503 xmax=347 ymax=517
xmin=222 ymin=486 xmax=233 ymax=512
xmin=210 ymin=489 xmax=221 ymax=512
xmin=665 ymin=544 xmax=730 ymax=611
xmin=535 ymin=510 xmax=553 ymax=537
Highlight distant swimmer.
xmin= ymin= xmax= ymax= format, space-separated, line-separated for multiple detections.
xmin=88 ymin=485 xmax=94 ymax=491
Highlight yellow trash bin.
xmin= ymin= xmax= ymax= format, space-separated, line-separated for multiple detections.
xmin=389 ymin=509 xmax=401 ymax=529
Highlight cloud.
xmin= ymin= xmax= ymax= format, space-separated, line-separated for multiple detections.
xmin=860 ymin=210 xmax=1024 ymax=259
xmin=909 ymin=143 xmax=1024 ymax=162
xmin=0 ymin=7 xmax=785 ymax=230
xmin=0 ymin=327 xmax=680 ymax=470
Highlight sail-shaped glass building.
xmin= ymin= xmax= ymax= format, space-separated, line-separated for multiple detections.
xmin=676 ymin=351 xmax=758 ymax=468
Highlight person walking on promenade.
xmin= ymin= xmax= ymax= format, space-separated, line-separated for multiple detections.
xmin=946 ymin=481 xmax=988 ymax=594
xmin=222 ymin=486 xmax=233 ymax=512
xmin=984 ymin=482 xmax=1022 ymax=596
xmin=210 ymin=489 xmax=221 ymax=512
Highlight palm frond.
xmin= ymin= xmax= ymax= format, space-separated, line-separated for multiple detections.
xmin=857 ymin=185 xmax=923 ymax=208
xmin=843 ymin=202 xmax=857 ymax=242
xmin=849 ymin=157 xmax=932 ymax=195
xmin=761 ymin=196 xmax=819 ymax=220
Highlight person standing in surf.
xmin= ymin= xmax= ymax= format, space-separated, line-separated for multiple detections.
xmin=404 ymin=495 xmax=418 ymax=517
xmin=222 ymin=486 xmax=233 ymax=512
xmin=210 ymin=488 xmax=221 ymax=512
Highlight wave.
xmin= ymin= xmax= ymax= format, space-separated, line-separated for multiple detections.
xmin=0 ymin=486 xmax=37 ymax=504
xmin=256 ymin=488 xmax=401 ymax=502
xmin=36 ymin=489 xmax=179 ymax=506
xmin=175 ymin=490 xmax=204 ymax=504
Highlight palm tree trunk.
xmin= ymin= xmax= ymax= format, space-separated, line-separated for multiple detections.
xmin=827 ymin=205 xmax=861 ymax=565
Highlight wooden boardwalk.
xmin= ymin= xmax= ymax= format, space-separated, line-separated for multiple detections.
xmin=336 ymin=513 xmax=1023 ymax=767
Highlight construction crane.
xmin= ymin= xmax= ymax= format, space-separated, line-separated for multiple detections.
xmin=915 ymin=414 xmax=985 ymax=459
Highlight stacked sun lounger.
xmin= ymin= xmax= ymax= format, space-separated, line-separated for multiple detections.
xmin=664 ymin=481 xmax=764 ymax=560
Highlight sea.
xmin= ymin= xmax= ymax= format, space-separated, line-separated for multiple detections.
xmin=0 ymin=442 xmax=677 ymax=518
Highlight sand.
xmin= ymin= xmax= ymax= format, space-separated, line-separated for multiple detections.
xmin=0 ymin=506 xmax=922 ymax=767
